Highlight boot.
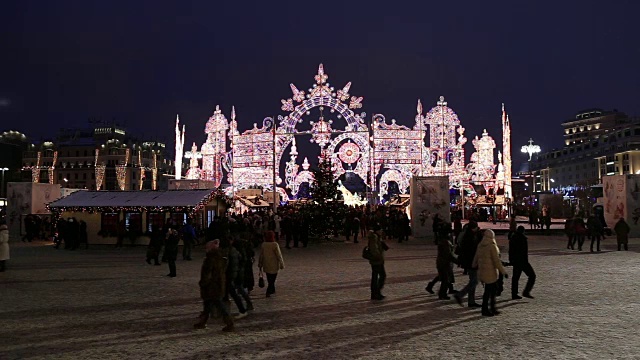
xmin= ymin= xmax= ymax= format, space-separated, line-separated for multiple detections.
xmin=425 ymin=282 xmax=434 ymax=294
xmin=193 ymin=311 xmax=209 ymax=329
xmin=222 ymin=315 xmax=235 ymax=332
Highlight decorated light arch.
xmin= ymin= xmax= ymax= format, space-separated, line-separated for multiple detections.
xmin=175 ymin=64 xmax=513 ymax=204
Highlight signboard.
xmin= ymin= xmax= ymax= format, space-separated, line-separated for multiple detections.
xmin=6 ymin=182 xmax=61 ymax=241
xmin=410 ymin=176 xmax=450 ymax=238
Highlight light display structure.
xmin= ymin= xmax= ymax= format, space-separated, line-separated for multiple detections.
xmin=502 ymin=104 xmax=512 ymax=200
xmin=175 ymin=64 xmax=514 ymax=205
xmin=201 ymin=106 xmax=229 ymax=188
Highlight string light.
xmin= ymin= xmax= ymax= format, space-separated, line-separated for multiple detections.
xmin=48 ymin=150 xmax=58 ymax=184
xmin=95 ymin=149 xmax=105 ymax=190
xmin=116 ymin=148 xmax=130 ymax=190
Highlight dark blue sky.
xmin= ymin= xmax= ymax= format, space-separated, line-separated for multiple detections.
xmin=1 ymin=1 xmax=639 ymax=165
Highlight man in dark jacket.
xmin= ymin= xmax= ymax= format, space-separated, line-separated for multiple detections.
xmin=221 ymin=237 xmax=249 ymax=317
xmin=586 ymin=215 xmax=603 ymax=253
xmin=509 ymin=226 xmax=536 ymax=299
xmin=164 ymin=227 xmax=180 ymax=277
xmin=453 ymin=221 xmax=482 ymax=308
xmin=435 ymin=224 xmax=457 ymax=300
xmin=182 ymin=220 xmax=196 ymax=260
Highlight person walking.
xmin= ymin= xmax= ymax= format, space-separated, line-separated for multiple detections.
xmin=146 ymin=225 xmax=163 ymax=265
xmin=509 ymin=226 xmax=536 ymax=300
xmin=435 ymin=224 xmax=457 ymax=300
xmin=221 ymin=237 xmax=250 ymax=317
xmin=587 ymin=214 xmax=603 ymax=253
xmin=0 ymin=222 xmax=10 ymax=272
xmin=614 ymin=218 xmax=630 ymax=251
xmin=258 ymin=231 xmax=285 ymax=297
xmin=473 ymin=229 xmax=508 ymax=317
xmin=564 ymin=218 xmax=575 ymax=250
xmin=164 ymin=226 xmax=180 ymax=277
xmin=352 ymin=215 xmax=361 ymax=244
xmin=182 ymin=219 xmax=196 ymax=261
xmin=453 ymin=222 xmax=482 ymax=308
xmin=194 ymin=240 xmax=234 ymax=331
xmin=367 ymin=224 xmax=388 ymax=300
xmin=572 ymin=215 xmax=587 ymax=251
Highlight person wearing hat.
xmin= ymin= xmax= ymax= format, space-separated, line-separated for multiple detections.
xmin=509 ymin=226 xmax=536 ymax=300
xmin=0 ymin=222 xmax=9 ymax=272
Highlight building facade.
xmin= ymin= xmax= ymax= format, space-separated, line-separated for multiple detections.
xmin=531 ymin=109 xmax=640 ymax=192
xmin=20 ymin=125 xmax=179 ymax=190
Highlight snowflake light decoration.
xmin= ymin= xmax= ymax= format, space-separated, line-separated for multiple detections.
xmin=309 ymin=115 xmax=333 ymax=148
xmin=338 ymin=141 xmax=361 ymax=164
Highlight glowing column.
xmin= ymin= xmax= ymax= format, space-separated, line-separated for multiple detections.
xmin=502 ymin=104 xmax=512 ymax=200
xmin=174 ymin=115 xmax=185 ymax=180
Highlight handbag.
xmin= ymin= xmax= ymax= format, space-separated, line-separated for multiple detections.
xmin=258 ymin=270 xmax=265 ymax=288
xmin=362 ymin=246 xmax=373 ymax=260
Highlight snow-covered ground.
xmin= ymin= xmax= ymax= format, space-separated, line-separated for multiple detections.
xmin=1 ymin=234 xmax=638 ymax=359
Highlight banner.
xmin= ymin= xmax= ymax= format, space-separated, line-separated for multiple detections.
xmin=410 ymin=176 xmax=450 ymax=238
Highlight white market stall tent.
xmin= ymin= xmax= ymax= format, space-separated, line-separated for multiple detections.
xmin=47 ymin=189 xmax=229 ymax=245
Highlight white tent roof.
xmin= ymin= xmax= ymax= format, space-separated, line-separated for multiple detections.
xmin=48 ymin=189 xmax=216 ymax=208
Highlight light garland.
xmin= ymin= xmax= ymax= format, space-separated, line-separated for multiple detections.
xmin=152 ymin=152 xmax=158 ymax=190
xmin=116 ymin=148 xmax=130 ymax=190
xmin=48 ymin=150 xmax=58 ymax=184
xmin=94 ymin=149 xmax=105 ymax=190
xmin=32 ymin=151 xmax=42 ymax=183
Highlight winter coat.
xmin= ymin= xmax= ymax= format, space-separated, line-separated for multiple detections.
xmin=199 ymin=249 xmax=228 ymax=300
xmin=367 ymin=231 xmax=385 ymax=266
xmin=586 ymin=216 xmax=603 ymax=236
xmin=258 ymin=241 xmax=285 ymax=274
xmin=508 ymin=232 xmax=529 ymax=266
xmin=614 ymin=219 xmax=630 ymax=244
xmin=223 ymin=246 xmax=241 ymax=284
xmin=473 ymin=231 xmax=507 ymax=284
xmin=0 ymin=225 xmax=10 ymax=261
xmin=457 ymin=228 xmax=480 ymax=270
xmin=164 ymin=230 xmax=180 ymax=261
xmin=436 ymin=239 xmax=457 ymax=283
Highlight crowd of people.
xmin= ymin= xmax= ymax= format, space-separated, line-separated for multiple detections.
xmin=3 ymin=203 xmax=636 ymax=328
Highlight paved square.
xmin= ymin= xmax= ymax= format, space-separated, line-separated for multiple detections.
xmin=1 ymin=235 xmax=638 ymax=359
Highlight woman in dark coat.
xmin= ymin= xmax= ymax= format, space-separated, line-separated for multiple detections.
xmin=164 ymin=227 xmax=180 ymax=277
xmin=194 ymin=240 xmax=234 ymax=331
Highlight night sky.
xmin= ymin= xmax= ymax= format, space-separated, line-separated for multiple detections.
xmin=2 ymin=1 xmax=639 ymax=167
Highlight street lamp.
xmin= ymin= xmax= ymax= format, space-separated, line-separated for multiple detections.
xmin=0 ymin=167 xmax=8 ymax=198
xmin=521 ymin=138 xmax=541 ymax=161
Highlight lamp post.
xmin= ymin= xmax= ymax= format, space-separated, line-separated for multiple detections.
xmin=521 ymin=138 xmax=541 ymax=161
xmin=0 ymin=167 xmax=8 ymax=198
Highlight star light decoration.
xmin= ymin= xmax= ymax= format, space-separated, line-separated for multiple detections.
xmin=309 ymin=113 xmax=333 ymax=148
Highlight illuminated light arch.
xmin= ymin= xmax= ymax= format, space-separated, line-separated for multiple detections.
xmin=274 ymin=64 xmax=367 ymax=181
